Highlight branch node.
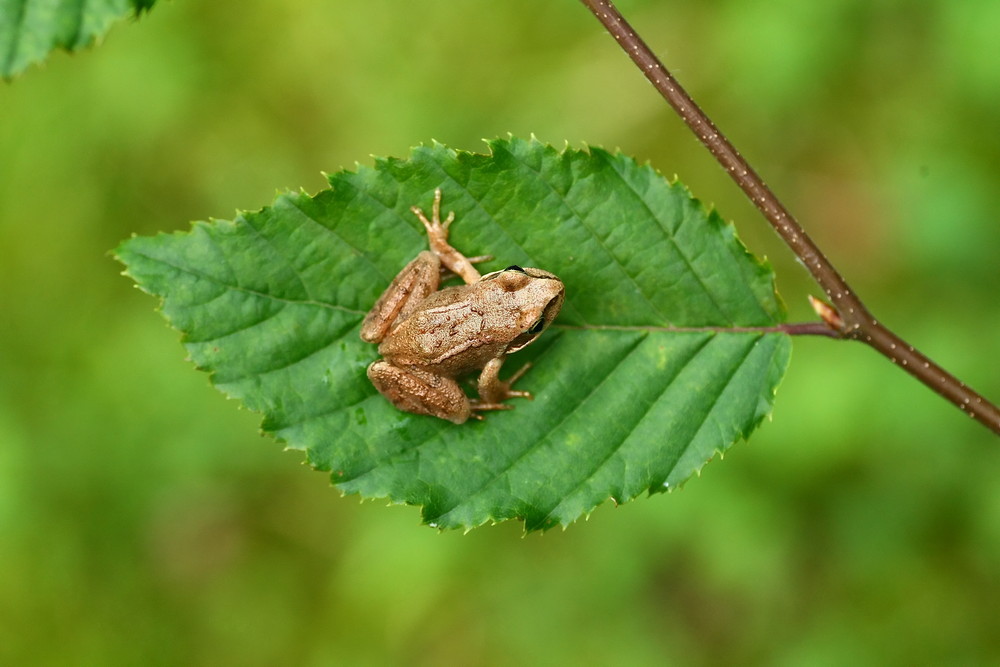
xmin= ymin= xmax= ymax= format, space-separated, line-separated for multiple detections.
xmin=808 ymin=295 xmax=845 ymax=332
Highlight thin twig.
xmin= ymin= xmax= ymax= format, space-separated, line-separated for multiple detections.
xmin=579 ymin=0 xmax=1000 ymax=435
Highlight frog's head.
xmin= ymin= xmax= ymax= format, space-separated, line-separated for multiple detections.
xmin=481 ymin=265 xmax=565 ymax=353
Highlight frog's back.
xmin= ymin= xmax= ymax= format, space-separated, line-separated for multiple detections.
xmin=378 ymin=296 xmax=505 ymax=374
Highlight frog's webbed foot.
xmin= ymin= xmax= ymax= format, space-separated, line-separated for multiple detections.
xmin=411 ymin=188 xmax=482 ymax=285
xmin=411 ymin=187 xmax=454 ymax=238
xmin=472 ymin=358 xmax=534 ymax=416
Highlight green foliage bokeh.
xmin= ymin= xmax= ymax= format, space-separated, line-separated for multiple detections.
xmin=1 ymin=0 xmax=999 ymax=664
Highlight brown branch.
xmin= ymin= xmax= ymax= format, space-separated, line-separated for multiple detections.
xmin=579 ymin=0 xmax=1000 ymax=435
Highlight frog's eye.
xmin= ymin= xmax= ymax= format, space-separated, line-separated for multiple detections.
xmin=527 ymin=318 xmax=546 ymax=335
xmin=504 ymin=265 xmax=525 ymax=273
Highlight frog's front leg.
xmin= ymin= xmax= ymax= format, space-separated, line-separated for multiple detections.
xmin=411 ymin=188 xmax=482 ymax=285
xmin=360 ymin=251 xmax=441 ymax=344
xmin=367 ymin=361 xmax=472 ymax=424
xmin=471 ymin=356 xmax=534 ymax=414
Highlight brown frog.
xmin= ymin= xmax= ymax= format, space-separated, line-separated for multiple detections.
xmin=360 ymin=189 xmax=564 ymax=423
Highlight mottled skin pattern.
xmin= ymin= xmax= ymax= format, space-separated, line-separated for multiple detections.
xmin=360 ymin=189 xmax=564 ymax=424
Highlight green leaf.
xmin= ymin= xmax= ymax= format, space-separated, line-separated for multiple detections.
xmin=116 ymin=137 xmax=791 ymax=531
xmin=0 ymin=0 xmax=156 ymax=79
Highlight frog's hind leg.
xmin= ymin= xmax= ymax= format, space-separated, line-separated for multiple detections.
xmin=367 ymin=361 xmax=472 ymax=424
xmin=360 ymin=251 xmax=441 ymax=344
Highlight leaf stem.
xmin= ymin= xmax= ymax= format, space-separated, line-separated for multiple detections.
xmin=556 ymin=322 xmax=841 ymax=338
xmin=579 ymin=0 xmax=1000 ymax=435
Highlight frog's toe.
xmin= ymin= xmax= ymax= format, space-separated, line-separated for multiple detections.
xmin=470 ymin=400 xmax=516 ymax=413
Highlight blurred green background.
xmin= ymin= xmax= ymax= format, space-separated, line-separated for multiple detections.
xmin=2 ymin=0 xmax=999 ymax=664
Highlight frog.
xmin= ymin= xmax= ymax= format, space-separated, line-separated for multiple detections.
xmin=360 ymin=188 xmax=565 ymax=424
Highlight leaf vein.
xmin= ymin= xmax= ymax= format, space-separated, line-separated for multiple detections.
xmin=537 ymin=333 xmax=718 ymax=526
xmin=124 ymin=247 xmax=364 ymax=315
xmin=274 ymin=391 xmax=381 ymax=437
xmin=598 ymin=151 xmax=733 ymax=325
xmin=282 ymin=191 xmax=398 ymax=286
xmin=656 ymin=334 xmax=764 ymax=482
xmin=240 ymin=207 xmax=316 ymax=302
xmin=501 ymin=144 xmax=672 ymax=326
xmin=212 ymin=317 xmax=361 ymax=385
xmin=427 ymin=332 xmax=651 ymax=525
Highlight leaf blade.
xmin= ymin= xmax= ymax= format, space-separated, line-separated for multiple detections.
xmin=1 ymin=0 xmax=157 ymax=79
xmin=117 ymin=137 xmax=791 ymax=531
